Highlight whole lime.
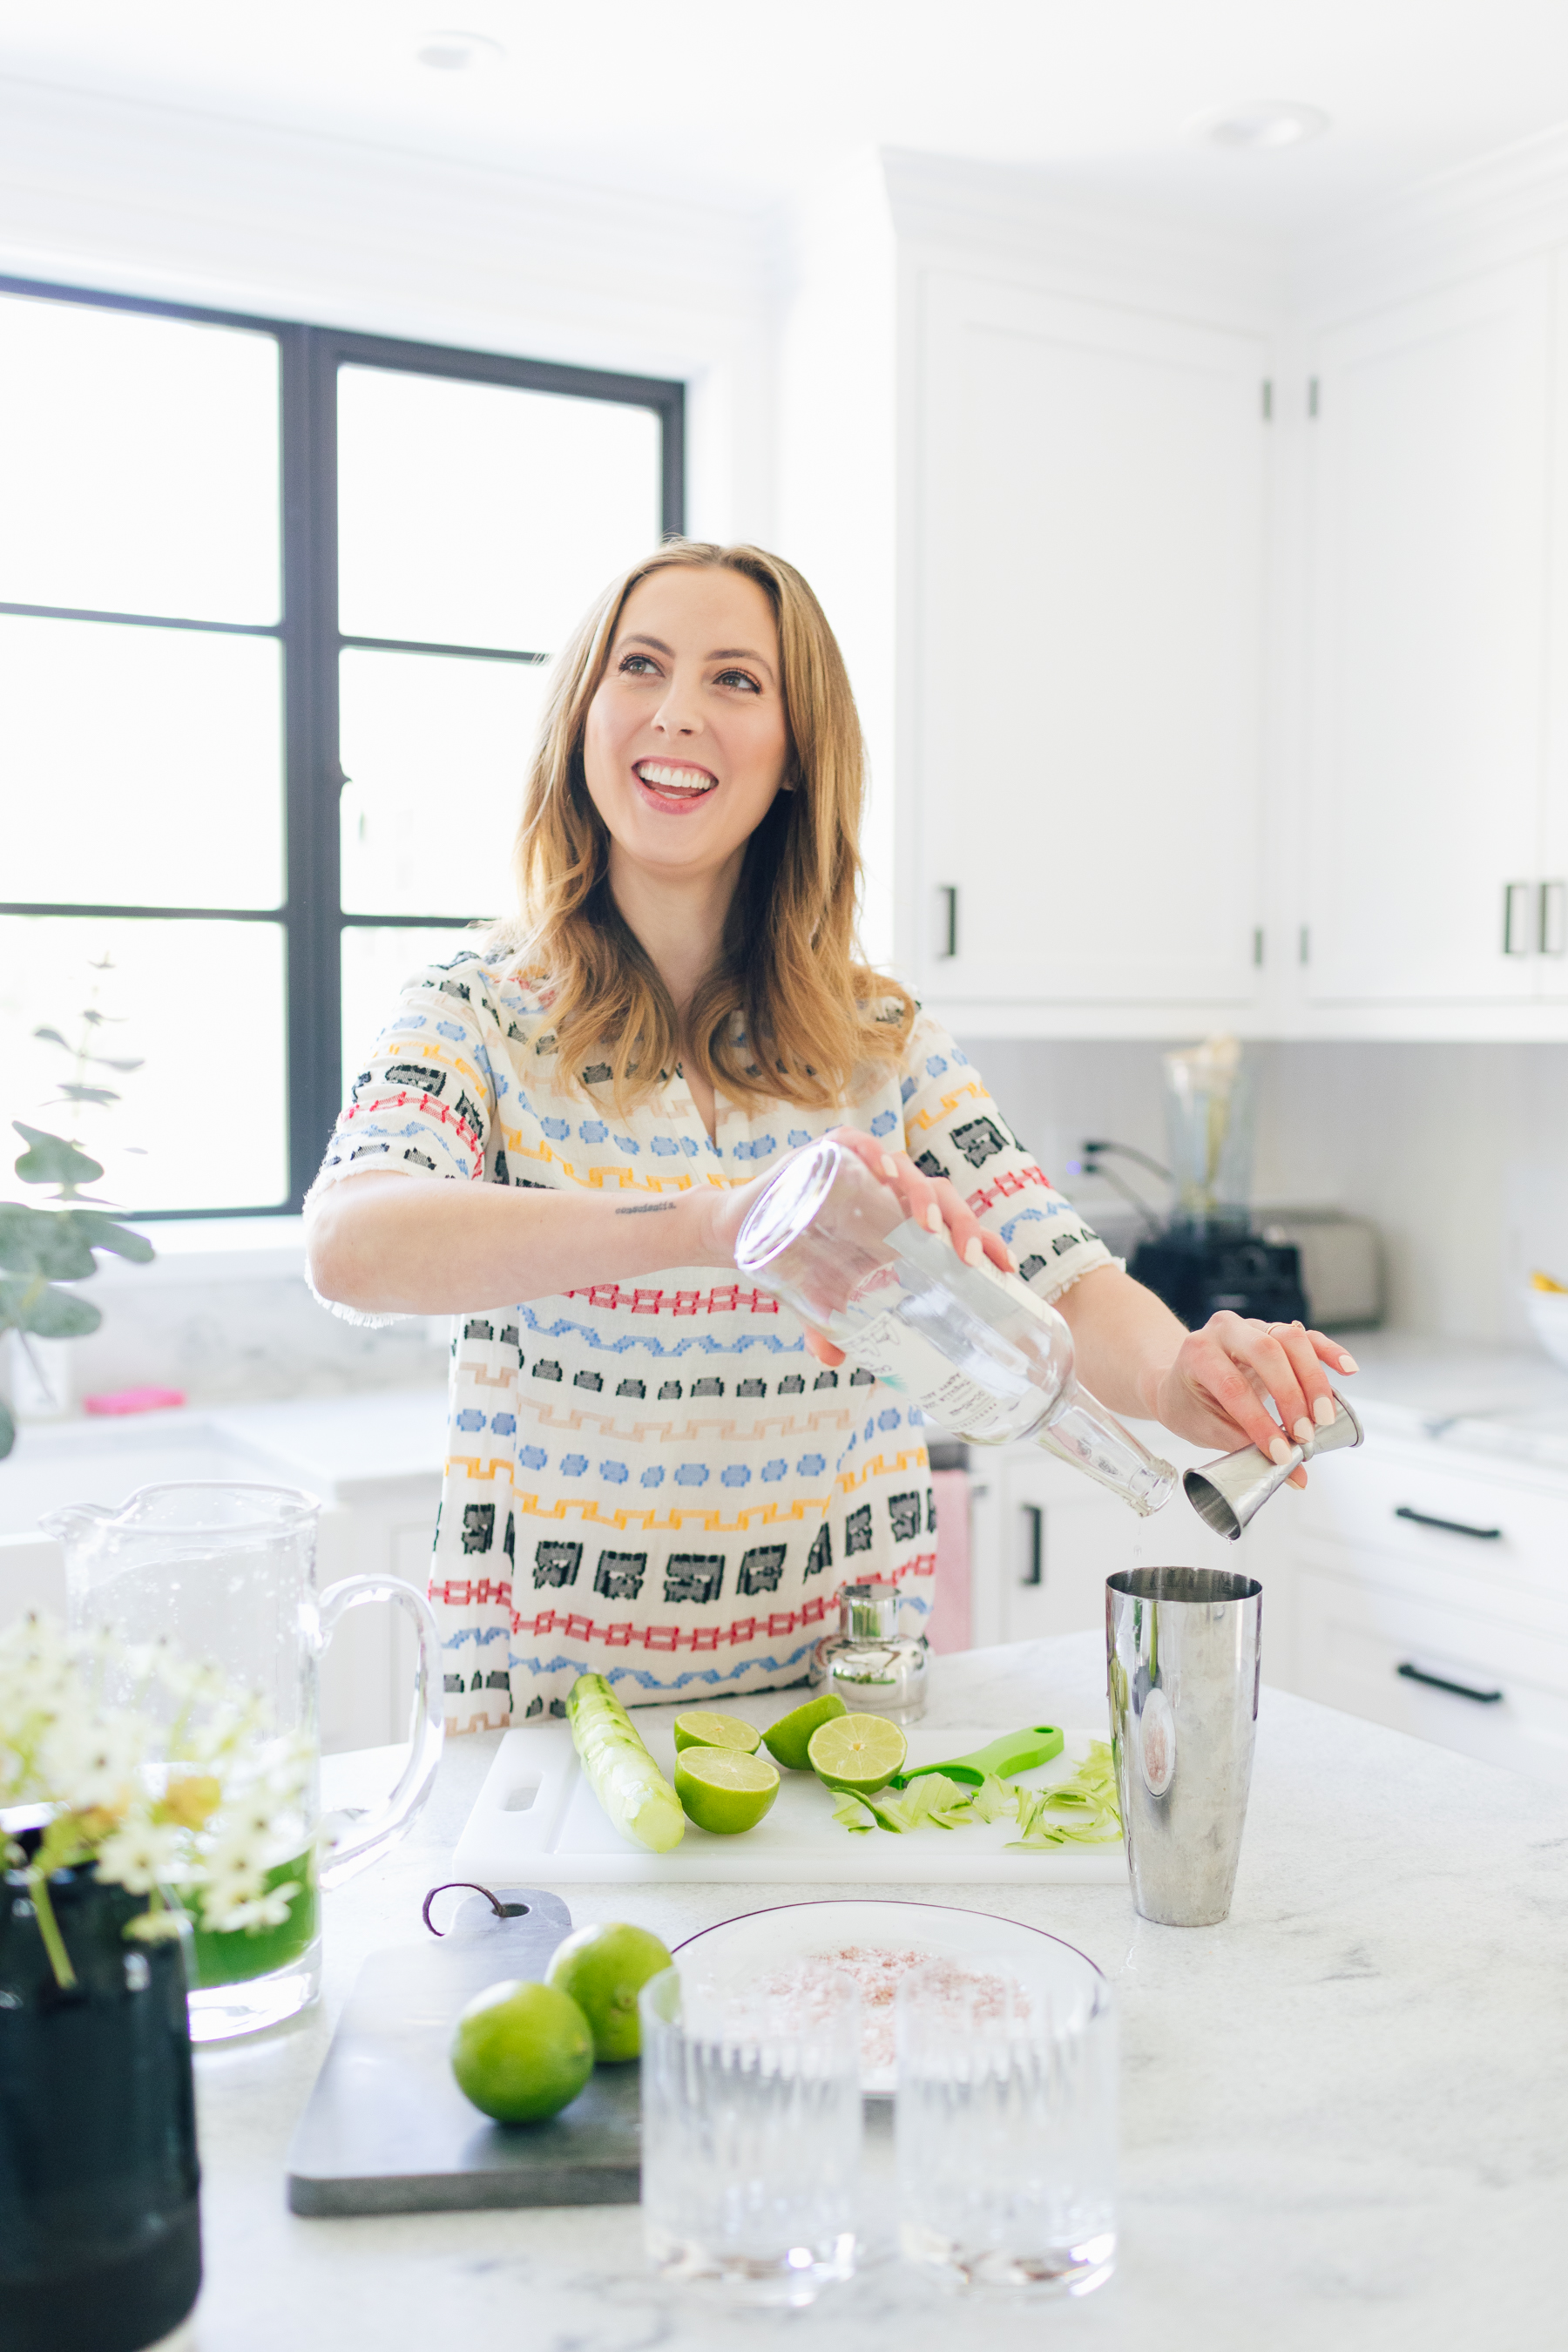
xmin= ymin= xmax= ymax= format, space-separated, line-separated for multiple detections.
xmin=544 ymin=1922 xmax=674 ymax=2063
xmin=449 ymin=1977 xmax=593 ymax=2122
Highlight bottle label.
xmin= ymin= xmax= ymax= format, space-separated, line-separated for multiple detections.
xmin=846 ymin=1306 xmax=1023 ymax=1441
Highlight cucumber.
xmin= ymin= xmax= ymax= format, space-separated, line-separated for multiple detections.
xmin=565 ymin=1673 xmax=685 ymax=1853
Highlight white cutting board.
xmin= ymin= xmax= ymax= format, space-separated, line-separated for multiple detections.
xmin=453 ymin=1720 xmax=1127 ymax=1885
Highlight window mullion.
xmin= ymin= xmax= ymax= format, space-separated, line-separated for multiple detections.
xmin=280 ymin=325 xmax=344 ymax=1208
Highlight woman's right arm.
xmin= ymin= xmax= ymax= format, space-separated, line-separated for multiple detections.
xmin=306 ymin=1171 xmax=741 ymax=1316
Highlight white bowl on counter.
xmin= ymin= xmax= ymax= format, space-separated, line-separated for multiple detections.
xmin=1524 ymin=1288 xmax=1568 ymax=1369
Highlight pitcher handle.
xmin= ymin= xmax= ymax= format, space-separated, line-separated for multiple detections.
xmin=315 ymin=1574 xmax=444 ymax=1892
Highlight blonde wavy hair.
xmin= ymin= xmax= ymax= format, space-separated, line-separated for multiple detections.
xmin=496 ymin=539 xmax=913 ymax=1110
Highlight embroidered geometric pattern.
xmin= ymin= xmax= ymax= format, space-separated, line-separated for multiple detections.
xmin=313 ymin=953 xmax=1112 ymax=1730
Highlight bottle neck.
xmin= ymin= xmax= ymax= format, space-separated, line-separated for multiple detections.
xmin=1035 ymin=1378 xmax=1179 ymax=1517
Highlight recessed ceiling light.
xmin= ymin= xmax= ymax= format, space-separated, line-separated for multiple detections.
xmin=415 ymin=30 xmax=506 ymax=71
xmin=1188 ymin=101 xmax=1330 ymax=152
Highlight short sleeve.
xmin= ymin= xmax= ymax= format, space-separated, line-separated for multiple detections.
xmin=897 ymin=1011 xmax=1117 ymax=1302
xmin=308 ymin=954 xmax=499 ymax=1200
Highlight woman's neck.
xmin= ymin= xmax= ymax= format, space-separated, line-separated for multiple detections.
xmin=606 ymin=847 xmax=742 ymax=1140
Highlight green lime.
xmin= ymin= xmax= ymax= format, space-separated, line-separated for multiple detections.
xmin=672 ymin=1710 xmax=762 ymax=1754
xmin=674 ymin=1746 xmax=781 ymax=1834
xmin=449 ymin=1978 xmax=593 ymax=2123
xmin=762 ymin=1690 xmax=848 ymax=1771
xmin=544 ymin=1922 xmax=673 ymax=2063
xmin=807 ymin=1712 xmax=908 ymax=1794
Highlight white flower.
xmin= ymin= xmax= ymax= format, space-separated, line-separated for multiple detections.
xmin=125 ymin=1905 xmax=189 ymax=1943
xmin=213 ymin=1881 xmax=301 ymax=1935
xmin=95 ymin=1817 xmax=186 ymax=1895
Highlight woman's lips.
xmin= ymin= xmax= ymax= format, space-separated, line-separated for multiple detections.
xmin=632 ymin=760 xmax=718 ymax=813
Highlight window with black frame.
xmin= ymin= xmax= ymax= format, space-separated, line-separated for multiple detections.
xmin=0 ymin=278 xmax=683 ymax=1217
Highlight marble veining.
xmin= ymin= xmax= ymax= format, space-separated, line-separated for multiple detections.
xmin=173 ymin=1632 xmax=1566 ymax=2352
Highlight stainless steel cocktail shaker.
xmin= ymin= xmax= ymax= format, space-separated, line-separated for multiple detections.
xmin=1105 ymin=1565 xmax=1261 ymax=1928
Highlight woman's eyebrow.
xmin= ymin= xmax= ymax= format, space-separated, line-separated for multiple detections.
xmin=708 ymin=645 xmax=777 ymax=680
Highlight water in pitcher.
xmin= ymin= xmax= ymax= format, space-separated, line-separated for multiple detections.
xmin=736 ymin=1140 xmax=1177 ymax=1515
xmin=47 ymin=1481 xmax=443 ymax=2038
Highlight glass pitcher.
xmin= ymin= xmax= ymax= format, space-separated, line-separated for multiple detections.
xmin=43 ymin=1482 xmax=443 ymax=2041
xmin=735 ymin=1139 xmax=1177 ymax=1514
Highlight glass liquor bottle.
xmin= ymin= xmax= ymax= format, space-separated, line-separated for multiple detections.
xmin=736 ymin=1139 xmax=1177 ymax=1515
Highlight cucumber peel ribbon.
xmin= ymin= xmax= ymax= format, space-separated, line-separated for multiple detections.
xmin=828 ymin=1740 xmax=1121 ymax=1848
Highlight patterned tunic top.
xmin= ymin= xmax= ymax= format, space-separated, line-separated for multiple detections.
xmin=313 ymin=949 xmax=1113 ymax=1728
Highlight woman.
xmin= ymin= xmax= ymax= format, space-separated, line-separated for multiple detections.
xmin=307 ymin=540 xmax=1354 ymax=1731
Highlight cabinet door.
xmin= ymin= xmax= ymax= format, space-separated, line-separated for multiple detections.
xmin=914 ymin=272 xmax=1267 ymax=1009
xmin=1303 ymin=260 xmax=1550 ymax=1004
xmin=999 ymin=1452 xmax=1133 ymax=1645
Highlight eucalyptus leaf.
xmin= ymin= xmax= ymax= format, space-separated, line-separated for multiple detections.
xmin=91 ymin=1057 xmax=145 ymax=1073
xmin=11 ymin=1125 xmax=105 ymax=1193
xmin=0 ymin=1206 xmax=97 ymax=1280
xmin=0 ymin=1397 xmax=13 ymax=1461
xmin=53 ymin=1085 xmax=119 ymax=1107
xmin=66 ymin=1212 xmax=154 ymax=1264
xmin=0 ymin=1276 xmax=102 ymax=1337
xmin=31 ymin=1026 xmax=71 ymax=1049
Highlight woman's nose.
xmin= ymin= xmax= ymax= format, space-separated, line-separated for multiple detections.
xmin=652 ymin=672 xmax=704 ymax=735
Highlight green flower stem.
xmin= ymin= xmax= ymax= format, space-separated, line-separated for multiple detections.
xmin=27 ymin=1869 xmax=78 ymax=1990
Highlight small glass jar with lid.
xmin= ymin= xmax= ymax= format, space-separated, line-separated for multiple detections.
xmin=809 ymin=1579 xmax=929 ymax=1723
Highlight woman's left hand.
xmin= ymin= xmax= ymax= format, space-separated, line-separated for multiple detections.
xmin=1147 ymin=1315 xmax=1358 ymax=1485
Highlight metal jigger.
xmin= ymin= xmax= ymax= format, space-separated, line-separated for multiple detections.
xmin=1183 ymin=1393 xmax=1364 ymax=1541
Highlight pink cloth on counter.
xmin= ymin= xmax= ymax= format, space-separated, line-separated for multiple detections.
xmin=927 ymin=1469 xmax=971 ymax=1654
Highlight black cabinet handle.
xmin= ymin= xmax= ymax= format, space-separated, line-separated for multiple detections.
xmin=1020 ymin=1504 xmax=1043 ymax=1587
xmin=1396 ymin=1660 xmax=1504 ymax=1706
xmin=1394 ymin=1505 xmax=1502 ymax=1540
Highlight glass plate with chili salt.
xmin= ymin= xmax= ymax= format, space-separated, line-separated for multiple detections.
xmin=672 ymin=1897 xmax=1105 ymax=2094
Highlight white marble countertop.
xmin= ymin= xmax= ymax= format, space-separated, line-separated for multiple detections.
xmin=171 ymin=1633 xmax=1568 ymax=2352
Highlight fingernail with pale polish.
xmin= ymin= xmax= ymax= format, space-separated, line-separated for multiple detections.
xmin=1269 ymin=1437 xmax=1294 ymax=1466
xmin=1338 ymin=1352 xmax=1359 ymax=1374
xmin=963 ymin=1235 xmax=984 ymax=1267
xmin=1292 ymin=1418 xmax=1315 ymax=1443
xmin=925 ymin=1204 xmax=945 ymax=1234
xmin=881 ymin=1154 xmax=900 ymax=1179
xmin=1314 ymin=1395 xmax=1338 ymax=1427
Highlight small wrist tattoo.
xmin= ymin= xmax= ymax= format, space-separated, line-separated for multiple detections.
xmin=615 ymin=1200 xmax=679 ymax=1215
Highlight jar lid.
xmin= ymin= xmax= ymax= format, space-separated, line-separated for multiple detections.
xmin=840 ymin=1579 xmax=900 ymax=1639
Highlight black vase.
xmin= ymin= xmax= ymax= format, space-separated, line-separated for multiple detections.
xmin=0 ymin=1862 xmax=202 ymax=2352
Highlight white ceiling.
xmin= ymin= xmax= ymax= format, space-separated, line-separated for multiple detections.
xmin=4 ymin=0 xmax=1568 ymax=233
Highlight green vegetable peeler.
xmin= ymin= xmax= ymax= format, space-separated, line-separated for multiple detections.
xmin=890 ymin=1725 xmax=1064 ymax=1790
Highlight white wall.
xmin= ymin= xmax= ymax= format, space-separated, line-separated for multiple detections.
xmin=0 ymin=71 xmax=776 ymax=545
xmin=957 ymin=1032 xmax=1568 ymax=1348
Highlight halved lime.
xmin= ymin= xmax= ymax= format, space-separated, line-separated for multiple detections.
xmin=674 ymin=1747 xmax=781 ymax=1835
xmin=449 ymin=1978 xmax=593 ymax=2123
xmin=807 ymin=1712 xmax=908 ymax=1794
xmin=762 ymin=1690 xmax=848 ymax=1771
xmin=672 ymin=1709 xmax=762 ymax=1754
xmin=544 ymin=1922 xmax=672 ymax=2063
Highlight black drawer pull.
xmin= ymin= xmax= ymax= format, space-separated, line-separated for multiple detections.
xmin=1394 ymin=1505 xmax=1502 ymax=1541
xmin=1396 ymin=1661 xmax=1504 ymax=1706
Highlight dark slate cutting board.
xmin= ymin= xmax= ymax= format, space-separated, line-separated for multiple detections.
xmin=286 ymin=1887 xmax=641 ymax=2215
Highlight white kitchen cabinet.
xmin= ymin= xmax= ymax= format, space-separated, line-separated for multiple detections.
xmin=911 ymin=270 xmax=1268 ymax=1013
xmin=1301 ymin=259 xmax=1554 ymax=1009
xmin=1272 ymin=1433 xmax=1568 ymax=1784
xmin=969 ymin=1428 xmax=1290 ymax=1676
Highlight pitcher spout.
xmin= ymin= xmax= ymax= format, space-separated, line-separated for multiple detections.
xmin=38 ymin=1501 xmax=118 ymax=1544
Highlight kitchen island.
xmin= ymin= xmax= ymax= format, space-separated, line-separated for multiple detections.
xmin=176 ymin=1632 xmax=1565 ymax=2352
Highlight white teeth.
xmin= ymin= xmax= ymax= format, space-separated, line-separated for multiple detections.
xmin=638 ymin=763 xmax=715 ymax=793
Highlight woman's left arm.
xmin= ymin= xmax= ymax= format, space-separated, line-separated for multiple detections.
xmin=1055 ymin=1262 xmax=1358 ymax=1477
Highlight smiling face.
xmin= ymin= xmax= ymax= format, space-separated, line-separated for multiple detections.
xmin=580 ymin=564 xmax=791 ymax=894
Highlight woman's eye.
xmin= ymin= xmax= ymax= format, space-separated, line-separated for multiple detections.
xmin=618 ymin=652 xmax=659 ymax=676
xmin=716 ymin=668 xmax=761 ymax=693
